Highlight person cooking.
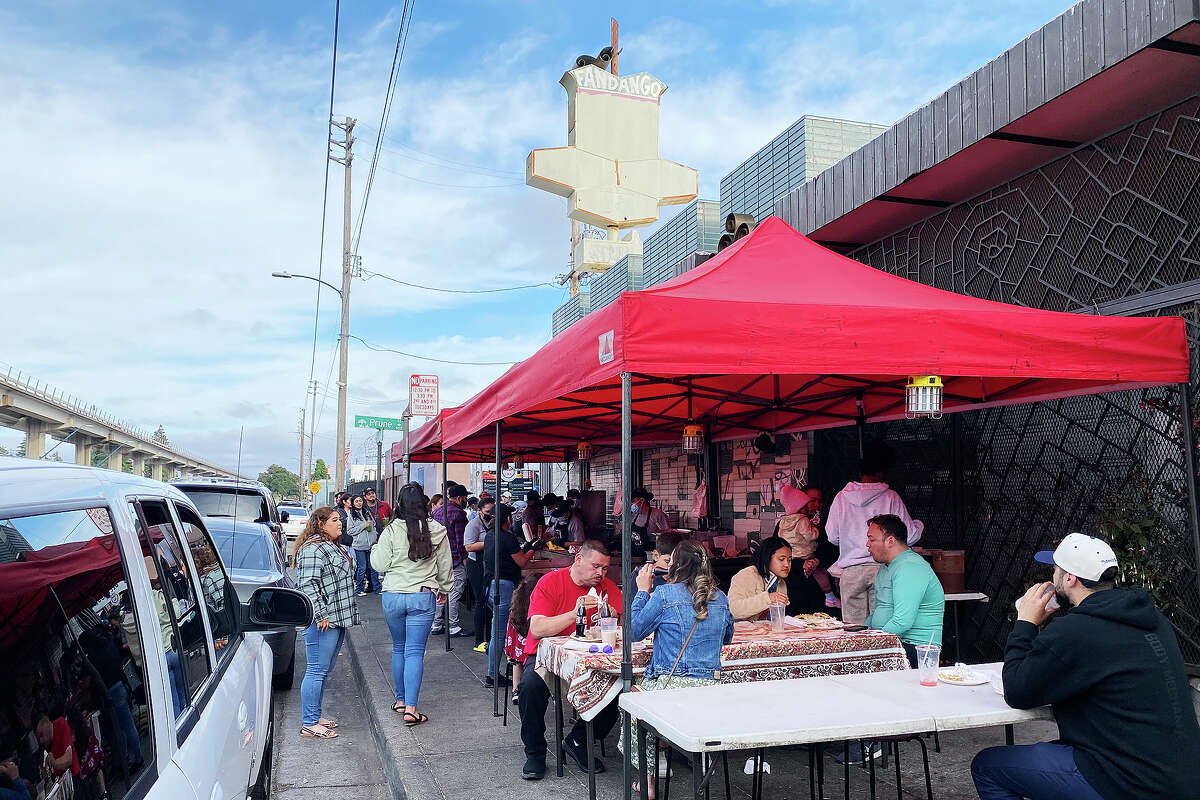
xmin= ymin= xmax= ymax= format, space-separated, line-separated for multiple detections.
xmin=631 ymin=489 xmax=671 ymax=554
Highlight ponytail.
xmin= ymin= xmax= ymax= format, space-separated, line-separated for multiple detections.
xmin=667 ymin=540 xmax=717 ymax=621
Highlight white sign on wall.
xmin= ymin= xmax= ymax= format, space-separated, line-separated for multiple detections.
xmin=410 ymin=374 xmax=440 ymax=417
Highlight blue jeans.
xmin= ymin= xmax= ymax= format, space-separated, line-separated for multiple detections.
xmin=381 ymin=591 xmax=437 ymax=706
xmin=972 ymin=743 xmax=1106 ymax=800
xmin=354 ymin=549 xmax=381 ymax=592
xmin=487 ymin=578 xmax=515 ymax=678
xmin=165 ymin=650 xmax=186 ymax=718
xmin=106 ymin=681 xmax=141 ymax=768
xmin=300 ymin=622 xmax=346 ymax=726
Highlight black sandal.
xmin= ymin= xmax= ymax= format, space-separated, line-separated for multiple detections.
xmin=403 ymin=710 xmax=429 ymax=727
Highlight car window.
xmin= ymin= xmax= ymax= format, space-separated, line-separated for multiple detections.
xmin=173 ymin=506 xmax=239 ymax=663
xmin=131 ymin=501 xmax=210 ymax=716
xmin=178 ymin=489 xmax=270 ymax=524
xmin=213 ymin=531 xmax=275 ymax=572
xmin=0 ymin=506 xmax=155 ymax=799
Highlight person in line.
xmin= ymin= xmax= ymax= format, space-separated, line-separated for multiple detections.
xmin=79 ymin=621 xmax=141 ymax=773
xmin=826 ymin=444 xmax=923 ymax=625
xmin=622 ymin=540 xmax=734 ymax=798
xmin=972 ymin=533 xmax=1200 ymax=799
xmin=504 ymin=573 xmax=540 ymax=705
xmin=728 ymin=535 xmax=791 ymax=620
xmin=630 ymin=489 xmax=671 ymax=554
xmin=334 ymin=493 xmax=354 ymax=548
xmin=464 ymin=496 xmax=495 ymax=653
xmin=776 ymin=486 xmax=839 ymax=614
xmin=348 ymin=494 xmax=381 ymax=597
xmin=295 ymin=506 xmax=358 ymax=739
xmin=483 ymin=504 xmax=536 ymax=688
xmin=517 ymin=540 xmax=623 ymax=781
xmin=466 ymin=496 xmax=480 ymax=523
xmin=428 ymin=493 xmax=444 ymax=516
xmin=431 ymin=484 xmax=470 ymax=637
xmin=363 ymin=487 xmax=391 ymax=530
xmin=864 ymin=514 xmax=944 ymax=663
xmin=371 ymin=483 xmax=453 ymax=727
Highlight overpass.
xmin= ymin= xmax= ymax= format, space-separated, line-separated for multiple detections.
xmin=0 ymin=366 xmax=237 ymax=479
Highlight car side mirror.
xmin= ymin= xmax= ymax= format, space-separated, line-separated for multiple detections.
xmin=280 ymin=511 xmax=290 ymax=523
xmin=242 ymin=587 xmax=313 ymax=632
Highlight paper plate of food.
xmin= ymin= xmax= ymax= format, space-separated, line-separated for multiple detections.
xmin=937 ymin=663 xmax=988 ymax=685
xmin=784 ymin=613 xmax=844 ymax=631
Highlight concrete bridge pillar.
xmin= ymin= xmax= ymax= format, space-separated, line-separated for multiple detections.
xmin=22 ymin=420 xmax=48 ymax=459
xmin=131 ymin=453 xmax=147 ymax=479
xmin=106 ymin=444 xmax=126 ymax=471
xmin=74 ymin=435 xmax=94 ymax=466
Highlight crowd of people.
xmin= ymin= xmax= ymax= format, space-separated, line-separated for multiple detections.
xmin=290 ymin=444 xmax=1200 ymax=798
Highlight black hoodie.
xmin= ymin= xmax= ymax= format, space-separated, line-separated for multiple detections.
xmin=1003 ymin=588 xmax=1200 ymax=799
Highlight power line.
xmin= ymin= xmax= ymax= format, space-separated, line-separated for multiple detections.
xmin=355 ymin=122 xmax=525 ymax=177
xmin=359 ymin=267 xmax=556 ymax=294
xmin=352 ymin=0 xmax=416 ymax=255
xmin=373 ymin=162 xmax=524 ymax=189
xmin=306 ymin=0 xmax=342 ymax=416
xmin=348 ymin=334 xmax=517 ymax=366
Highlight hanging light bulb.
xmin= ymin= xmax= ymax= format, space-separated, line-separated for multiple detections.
xmin=682 ymin=424 xmax=704 ymax=453
xmin=576 ymin=440 xmax=593 ymax=462
xmin=905 ymin=375 xmax=944 ymax=418
xmin=511 ymin=454 xmax=525 ymax=469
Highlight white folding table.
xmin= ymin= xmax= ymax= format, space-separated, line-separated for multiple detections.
xmin=619 ymin=661 xmax=1051 ymax=800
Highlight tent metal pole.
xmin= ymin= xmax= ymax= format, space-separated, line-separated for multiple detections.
xmin=620 ymin=371 xmax=633 ymax=800
xmin=493 ymin=421 xmax=503 ymax=717
xmin=856 ymin=392 xmax=866 ymax=459
xmin=442 ymin=446 xmax=451 ymax=653
xmin=1178 ymin=384 xmax=1200 ymax=598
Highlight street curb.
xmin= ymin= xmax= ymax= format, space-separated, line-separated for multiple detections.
xmin=346 ymin=624 xmax=408 ymax=800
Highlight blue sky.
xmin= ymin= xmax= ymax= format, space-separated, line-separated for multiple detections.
xmin=1 ymin=0 xmax=1068 ymax=475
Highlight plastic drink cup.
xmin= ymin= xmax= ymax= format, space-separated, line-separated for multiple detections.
xmin=768 ymin=603 xmax=786 ymax=633
xmin=915 ymin=644 xmax=940 ymax=686
xmin=600 ymin=617 xmax=618 ymax=648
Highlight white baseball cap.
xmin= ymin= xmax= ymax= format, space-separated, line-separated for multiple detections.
xmin=1034 ymin=533 xmax=1119 ymax=581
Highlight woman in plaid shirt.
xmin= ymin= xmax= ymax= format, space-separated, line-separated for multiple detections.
xmin=295 ymin=506 xmax=358 ymax=739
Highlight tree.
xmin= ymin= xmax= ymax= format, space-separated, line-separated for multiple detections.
xmin=0 ymin=445 xmax=8 ymax=456
xmin=152 ymin=426 xmax=169 ymax=446
xmin=15 ymin=438 xmax=26 ymax=458
xmin=259 ymin=464 xmax=301 ymax=500
xmin=312 ymin=459 xmax=330 ymax=481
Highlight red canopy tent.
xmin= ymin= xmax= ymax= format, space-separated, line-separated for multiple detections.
xmin=445 ymin=216 xmax=1188 ymax=449
xmin=404 ymin=408 xmax=576 ymax=463
xmin=443 ymin=216 xmax=1192 ymax=717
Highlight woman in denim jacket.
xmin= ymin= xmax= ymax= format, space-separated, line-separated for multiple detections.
xmin=620 ymin=540 xmax=734 ymax=796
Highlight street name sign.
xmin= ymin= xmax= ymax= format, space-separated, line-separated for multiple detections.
xmin=354 ymin=415 xmax=402 ymax=431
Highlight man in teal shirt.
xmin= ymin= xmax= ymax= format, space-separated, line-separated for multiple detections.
xmin=865 ymin=514 xmax=944 ymax=665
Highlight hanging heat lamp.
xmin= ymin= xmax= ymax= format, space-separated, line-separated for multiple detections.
xmin=511 ymin=454 xmax=525 ymax=469
xmin=905 ymin=375 xmax=944 ymax=419
xmin=576 ymin=440 xmax=593 ymax=461
xmin=682 ymin=423 xmax=704 ymax=453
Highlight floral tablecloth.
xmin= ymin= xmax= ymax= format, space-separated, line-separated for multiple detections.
xmin=536 ymin=622 xmax=908 ymax=720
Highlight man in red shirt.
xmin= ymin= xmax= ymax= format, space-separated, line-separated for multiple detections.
xmin=35 ymin=716 xmax=78 ymax=778
xmin=517 ymin=540 xmax=622 ymax=781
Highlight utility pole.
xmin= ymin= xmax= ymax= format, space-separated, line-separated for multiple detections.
xmin=306 ymin=379 xmax=318 ymax=490
xmin=330 ymin=116 xmax=355 ymax=493
xmin=298 ymin=407 xmax=306 ymax=495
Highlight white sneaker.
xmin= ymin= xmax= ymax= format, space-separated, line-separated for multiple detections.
xmin=448 ymin=626 xmax=464 ymax=636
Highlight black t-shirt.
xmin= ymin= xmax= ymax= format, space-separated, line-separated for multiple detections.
xmin=483 ymin=529 xmax=522 ymax=584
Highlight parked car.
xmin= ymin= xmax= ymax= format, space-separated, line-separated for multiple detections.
xmin=279 ymin=505 xmax=309 ymax=564
xmin=171 ymin=477 xmax=287 ymax=553
xmin=208 ymin=518 xmax=299 ymax=689
xmin=0 ymin=458 xmax=312 ymax=800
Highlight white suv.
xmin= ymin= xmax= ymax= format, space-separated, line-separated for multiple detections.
xmin=0 ymin=458 xmax=312 ymax=800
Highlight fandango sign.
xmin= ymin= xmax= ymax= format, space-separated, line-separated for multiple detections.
xmin=575 ymin=67 xmax=664 ymax=101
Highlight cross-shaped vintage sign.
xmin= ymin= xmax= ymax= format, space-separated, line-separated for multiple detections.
xmin=527 ymin=64 xmax=698 ymax=231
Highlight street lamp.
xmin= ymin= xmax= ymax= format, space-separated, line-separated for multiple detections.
xmin=272 ymin=271 xmax=343 ymax=296
xmin=274 ymin=268 xmax=352 ymax=494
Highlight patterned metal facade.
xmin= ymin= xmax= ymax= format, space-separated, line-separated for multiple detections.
xmin=812 ymin=96 xmax=1200 ymax=661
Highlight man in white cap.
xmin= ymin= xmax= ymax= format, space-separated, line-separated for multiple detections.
xmin=971 ymin=533 xmax=1200 ymax=800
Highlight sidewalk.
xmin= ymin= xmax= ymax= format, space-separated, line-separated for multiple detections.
xmin=271 ymin=626 xmax=393 ymax=800
xmin=344 ymin=595 xmax=1058 ymax=799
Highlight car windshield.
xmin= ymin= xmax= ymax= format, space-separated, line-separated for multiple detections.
xmin=181 ymin=489 xmax=270 ymax=523
xmin=213 ymin=531 xmax=275 ymax=572
xmin=286 ymin=507 xmax=308 ymax=519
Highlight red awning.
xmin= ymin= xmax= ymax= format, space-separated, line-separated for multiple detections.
xmin=398 ymin=408 xmax=574 ymax=463
xmin=444 ymin=216 xmax=1188 ymax=448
